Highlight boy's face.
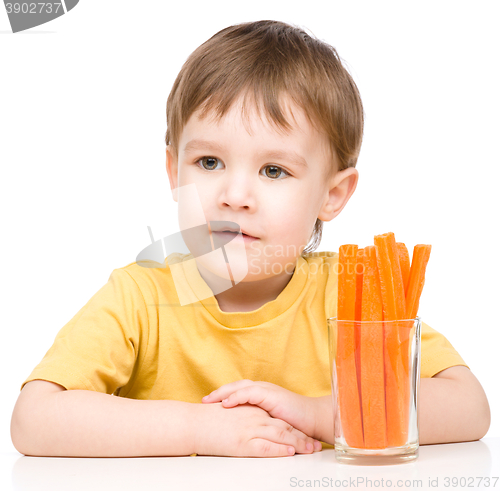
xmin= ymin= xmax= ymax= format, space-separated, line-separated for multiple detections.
xmin=166 ymin=95 xmax=358 ymax=281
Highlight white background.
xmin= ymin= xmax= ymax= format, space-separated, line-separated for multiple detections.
xmin=1 ymin=0 xmax=499 ymax=459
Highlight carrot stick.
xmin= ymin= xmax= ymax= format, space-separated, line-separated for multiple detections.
xmin=355 ymin=248 xmax=364 ymax=322
xmin=399 ymin=245 xmax=431 ymax=380
xmin=338 ymin=244 xmax=358 ymax=320
xmin=374 ymin=232 xmax=407 ymax=447
xmin=337 ymin=244 xmax=364 ymax=448
xmin=360 ymin=246 xmax=387 ymax=449
xmin=396 ymin=242 xmax=411 ymax=294
xmin=396 ymin=242 xmax=413 ymax=407
xmin=355 ymin=248 xmax=364 ymax=409
xmin=405 ymin=244 xmax=432 ymax=319
xmin=402 ymin=244 xmax=431 ymax=443
xmin=374 ymin=233 xmax=406 ymax=320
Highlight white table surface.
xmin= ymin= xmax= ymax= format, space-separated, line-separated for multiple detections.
xmin=1 ymin=438 xmax=499 ymax=491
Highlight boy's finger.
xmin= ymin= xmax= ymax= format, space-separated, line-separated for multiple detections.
xmin=222 ymin=386 xmax=275 ymax=411
xmin=247 ymin=438 xmax=296 ymax=458
xmin=202 ymin=379 xmax=255 ymax=402
xmin=291 ymin=429 xmax=322 ymax=453
xmin=261 ymin=425 xmax=313 ymax=454
xmin=271 ymin=420 xmax=319 ymax=453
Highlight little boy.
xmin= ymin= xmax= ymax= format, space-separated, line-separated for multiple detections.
xmin=11 ymin=20 xmax=490 ymax=458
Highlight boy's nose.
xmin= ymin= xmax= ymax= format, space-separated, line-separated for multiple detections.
xmin=218 ymin=176 xmax=257 ymax=211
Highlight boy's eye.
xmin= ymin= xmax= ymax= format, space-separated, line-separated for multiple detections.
xmin=198 ymin=157 xmax=222 ymax=170
xmin=263 ymin=166 xmax=288 ymax=179
xmin=196 ymin=157 xmax=289 ymax=180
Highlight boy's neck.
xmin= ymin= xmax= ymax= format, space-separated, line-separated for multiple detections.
xmin=197 ymin=265 xmax=296 ymax=313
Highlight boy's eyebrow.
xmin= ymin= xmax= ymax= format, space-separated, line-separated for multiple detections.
xmin=183 ymin=139 xmax=225 ymax=155
xmin=183 ymin=139 xmax=308 ymax=169
xmin=258 ymin=149 xmax=308 ymax=169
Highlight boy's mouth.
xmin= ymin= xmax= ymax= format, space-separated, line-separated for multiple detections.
xmin=212 ymin=230 xmax=259 ymax=240
xmin=209 ymin=221 xmax=260 ymax=240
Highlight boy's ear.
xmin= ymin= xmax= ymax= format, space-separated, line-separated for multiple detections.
xmin=317 ymin=168 xmax=359 ymax=222
xmin=166 ymin=146 xmax=179 ymax=202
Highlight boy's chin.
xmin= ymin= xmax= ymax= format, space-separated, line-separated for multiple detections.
xmin=195 ymin=254 xmax=250 ymax=281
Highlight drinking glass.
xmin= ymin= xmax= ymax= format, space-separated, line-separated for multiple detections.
xmin=327 ymin=317 xmax=421 ymax=465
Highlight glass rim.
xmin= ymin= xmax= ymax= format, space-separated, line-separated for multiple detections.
xmin=327 ymin=316 xmax=420 ymax=323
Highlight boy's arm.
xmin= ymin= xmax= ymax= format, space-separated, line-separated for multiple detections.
xmin=11 ymin=380 xmax=198 ymax=457
xmin=417 ymin=366 xmax=490 ymax=444
xmin=11 ymin=380 xmax=318 ymax=457
xmin=312 ymin=366 xmax=491 ymax=445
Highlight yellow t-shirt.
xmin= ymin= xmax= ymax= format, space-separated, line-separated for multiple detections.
xmin=21 ymin=251 xmax=468 ymax=402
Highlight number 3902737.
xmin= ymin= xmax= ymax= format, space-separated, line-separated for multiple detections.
xmin=5 ymin=3 xmax=62 ymax=14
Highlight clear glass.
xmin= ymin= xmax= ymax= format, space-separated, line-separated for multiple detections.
xmin=327 ymin=317 xmax=421 ymax=465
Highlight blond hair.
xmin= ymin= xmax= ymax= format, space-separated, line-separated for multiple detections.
xmin=165 ymin=20 xmax=364 ymax=254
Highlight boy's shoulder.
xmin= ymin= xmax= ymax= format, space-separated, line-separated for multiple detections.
xmin=106 ymin=255 xmax=181 ymax=295
xmin=116 ymin=252 xmax=189 ymax=276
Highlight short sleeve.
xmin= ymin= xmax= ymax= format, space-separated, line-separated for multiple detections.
xmin=20 ymin=268 xmax=148 ymax=394
xmin=420 ymin=320 xmax=469 ymax=378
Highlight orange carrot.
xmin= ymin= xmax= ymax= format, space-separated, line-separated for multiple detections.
xmin=374 ymin=233 xmax=406 ymax=320
xmin=374 ymin=232 xmax=408 ymax=447
xmin=397 ymin=244 xmax=432 ymax=402
xmin=396 ymin=241 xmax=412 ymax=406
xmin=355 ymin=248 xmax=364 ymax=322
xmin=354 ymin=248 xmax=364 ymax=408
xmin=338 ymin=244 xmax=358 ymax=320
xmin=405 ymin=244 xmax=432 ymax=319
xmin=337 ymin=244 xmax=364 ymax=448
xmin=402 ymin=244 xmax=431 ymax=440
xmin=360 ymin=246 xmax=387 ymax=449
xmin=396 ymin=242 xmax=411 ymax=294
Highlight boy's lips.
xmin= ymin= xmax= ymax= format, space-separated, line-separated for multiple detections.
xmin=212 ymin=230 xmax=260 ymax=240
xmin=210 ymin=225 xmax=259 ymax=239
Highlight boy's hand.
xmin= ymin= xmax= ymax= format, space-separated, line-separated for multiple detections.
xmin=194 ymin=401 xmax=321 ymax=457
xmin=202 ymin=380 xmax=322 ymax=447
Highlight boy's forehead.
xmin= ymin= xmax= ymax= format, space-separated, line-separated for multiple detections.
xmin=182 ymin=95 xmax=323 ymax=146
xmin=199 ymin=97 xmax=283 ymax=130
